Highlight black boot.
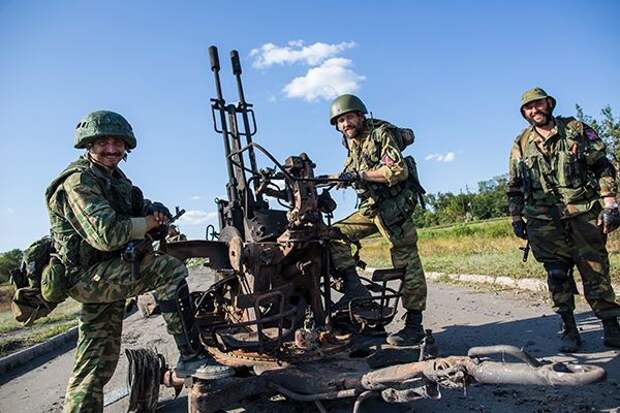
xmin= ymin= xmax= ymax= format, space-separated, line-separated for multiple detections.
xmin=558 ymin=312 xmax=581 ymax=353
xmin=333 ymin=267 xmax=372 ymax=311
xmin=602 ymin=317 xmax=620 ymax=348
xmin=386 ymin=310 xmax=425 ymax=346
xmin=173 ymin=334 xmax=234 ymax=380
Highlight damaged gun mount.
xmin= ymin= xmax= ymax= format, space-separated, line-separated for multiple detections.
xmin=163 ymin=44 xmax=401 ymax=363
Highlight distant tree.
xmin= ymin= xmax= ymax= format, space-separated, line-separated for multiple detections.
xmin=414 ymin=175 xmax=509 ymax=228
xmin=576 ymin=104 xmax=620 ymax=166
xmin=0 ymin=249 xmax=23 ymax=283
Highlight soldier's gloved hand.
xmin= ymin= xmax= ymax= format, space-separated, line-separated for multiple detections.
xmin=337 ymin=170 xmax=363 ymax=187
xmin=511 ymin=218 xmax=527 ymax=240
xmin=598 ymin=207 xmax=620 ymax=234
xmin=145 ymin=202 xmax=172 ymax=220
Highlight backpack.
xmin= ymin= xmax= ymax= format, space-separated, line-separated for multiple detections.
xmin=368 ymin=118 xmax=415 ymax=151
xmin=10 ymin=236 xmax=67 ymax=326
xmin=369 ymin=119 xmax=426 ymax=208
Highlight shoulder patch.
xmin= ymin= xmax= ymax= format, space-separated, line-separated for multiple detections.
xmin=584 ymin=126 xmax=599 ymax=141
xmin=381 ymin=154 xmax=396 ymax=167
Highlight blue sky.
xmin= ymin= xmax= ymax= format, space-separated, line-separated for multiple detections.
xmin=1 ymin=0 xmax=619 ymax=251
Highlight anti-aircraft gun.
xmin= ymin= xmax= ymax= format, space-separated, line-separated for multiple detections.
xmin=123 ymin=47 xmax=607 ymax=413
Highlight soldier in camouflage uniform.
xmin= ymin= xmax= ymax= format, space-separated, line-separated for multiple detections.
xmin=46 ymin=111 xmax=232 ymax=413
xmin=507 ymin=87 xmax=620 ymax=352
xmin=327 ymin=94 xmax=427 ymax=346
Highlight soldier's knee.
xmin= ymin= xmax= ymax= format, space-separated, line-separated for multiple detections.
xmin=544 ymin=263 xmax=570 ymax=290
xmin=156 ymin=254 xmax=188 ymax=279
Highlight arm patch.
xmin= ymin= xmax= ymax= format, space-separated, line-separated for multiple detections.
xmin=584 ymin=125 xmax=599 ymax=141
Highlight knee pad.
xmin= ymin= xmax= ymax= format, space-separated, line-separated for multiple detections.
xmin=545 ymin=265 xmax=569 ymax=290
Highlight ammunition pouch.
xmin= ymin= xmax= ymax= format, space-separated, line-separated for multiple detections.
xmin=11 ymin=287 xmax=58 ymax=326
xmin=41 ymin=255 xmax=69 ymax=303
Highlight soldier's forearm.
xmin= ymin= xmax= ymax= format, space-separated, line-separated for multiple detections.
xmin=360 ymin=170 xmax=389 ymax=183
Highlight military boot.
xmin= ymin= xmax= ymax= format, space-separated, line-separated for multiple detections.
xmin=173 ymin=334 xmax=234 ymax=380
xmin=602 ymin=317 xmax=620 ymax=348
xmin=558 ymin=312 xmax=581 ymax=353
xmin=386 ymin=310 xmax=425 ymax=346
xmin=333 ymin=267 xmax=372 ymax=311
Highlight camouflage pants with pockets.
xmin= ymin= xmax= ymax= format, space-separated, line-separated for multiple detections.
xmin=527 ymin=205 xmax=620 ymax=319
xmin=329 ymin=209 xmax=427 ymax=311
xmin=62 ymin=252 xmax=187 ymax=413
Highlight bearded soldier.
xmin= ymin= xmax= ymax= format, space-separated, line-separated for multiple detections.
xmin=507 ymin=87 xmax=620 ymax=352
xmin=327 ymin=95 xmax=428 ymax=346
xmin=46 ymin=111 xmax=232 ymax=413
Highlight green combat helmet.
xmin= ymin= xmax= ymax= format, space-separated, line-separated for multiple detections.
xmin=520 ymin=87 xmax=556 ymax=118
xmin=74 ymin=110 xmax=137 ymax=149
xmin=329 ymin=94 xmax=368 ymax=125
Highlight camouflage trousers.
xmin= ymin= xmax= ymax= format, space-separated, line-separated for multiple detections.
xmin=527 ymin=205 xmax=620 ymax=319
xmin=330 ymin=209 xmax=427 ymax=311
xmin=62 ymin=252 xmax=188 ymax=413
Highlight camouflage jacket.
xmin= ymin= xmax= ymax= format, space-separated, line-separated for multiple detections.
xmin=46 ymin=155 xmax=151 ymax=274
xmin=343 ymin=119 xmax=418 ymax=226
xmin=507 ymin=116 xmax=616 ymax=220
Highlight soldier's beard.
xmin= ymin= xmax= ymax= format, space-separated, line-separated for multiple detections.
xmin=528 ymin=110 xmax=552 ymax=127
xmin=343 ymin=124 xmax=364 ymax=140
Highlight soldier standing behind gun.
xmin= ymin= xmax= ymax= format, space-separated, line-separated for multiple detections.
xmin=46 ymin=111 xmax=232 ymax=413
xmin=507 ymin=87 xmax=620 ymax=352
xmin=327 ymin=94 xmax=428 ymax=346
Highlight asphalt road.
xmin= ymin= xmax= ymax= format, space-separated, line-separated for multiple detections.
xmin=1 ymin=268 xmax=618 ymax=413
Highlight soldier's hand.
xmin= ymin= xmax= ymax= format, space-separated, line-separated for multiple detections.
xmin=146 ymin=212 xmax=169 ymax=232
xmin=337 ymin=170 xmax=363 ymax=188
xmin=511 ymin=218 xmax=527 ymax=240
xmin=597 ymin=207 xmax=620 ymax=234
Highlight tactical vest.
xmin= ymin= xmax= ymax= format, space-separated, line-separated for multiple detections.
xmin=46 ymin=156 xmax=145 ymax=278
xmin=348 ymin=120 xmax=426 ymax=228
xmin=516 ymin=116 xmax=599 ymax=217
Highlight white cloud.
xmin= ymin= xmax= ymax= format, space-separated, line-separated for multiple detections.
xmin=1 ymin=208 xmax=15 ymax=215
xmin=425 ymin=152 xmax=457 ymax=162
xmin=283 ymin=58 xmax=365 ymax=102
xmin=178 ymin=210 xmax=217 ymax=225
xmin=190 ymin=195 xmax=203 ymax=200
xmin=250 ymin=41 xmax=356 ymax=69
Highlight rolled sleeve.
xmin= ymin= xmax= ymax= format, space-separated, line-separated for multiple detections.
xmin=376 ymin=129 xmax=407 ymax=186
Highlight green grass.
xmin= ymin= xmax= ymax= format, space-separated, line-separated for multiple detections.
xmin=0 ymin=285 xmax=81 ymax=356
xmin=0 ymin=320 xmax=78 ymax=357
xmin=360 ymin=217 xmax=620 ymax=283
xmin=0 ymin=297 xmax=81 ymax=335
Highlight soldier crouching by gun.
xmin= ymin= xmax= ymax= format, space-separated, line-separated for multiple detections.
xmin=46 ymin=111 xmax=232 ymax=413
xmin=326 ymin=94 xmax=428 ymax=347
